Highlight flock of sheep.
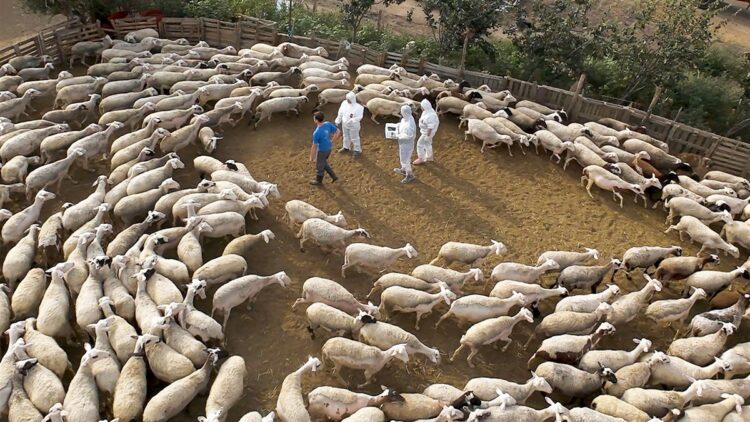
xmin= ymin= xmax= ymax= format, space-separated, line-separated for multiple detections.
xmin=0 ymin=24 xmax=747 ymax=422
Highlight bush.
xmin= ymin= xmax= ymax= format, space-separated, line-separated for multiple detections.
xmin=657 ymin=72 xmax=744 ymax=132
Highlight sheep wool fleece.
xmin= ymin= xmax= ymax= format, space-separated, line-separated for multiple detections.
xmin=397 ymin=105 xmax=417 ymax=173
xmin=417 ymin=98 xmax=439 ymax=161
xmin=335 ymin=92 xmax=364 ymax=152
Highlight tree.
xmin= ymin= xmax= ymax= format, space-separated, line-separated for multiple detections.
xmin=508 ymin=0 xmax=616 ymax=83
xmin=421 ymin=0 xmax=512 ymax=57
xmin=338 ymin=0 xmax=405 ymax=42
xmin=610 ymin=0 xmax=724 ymax=101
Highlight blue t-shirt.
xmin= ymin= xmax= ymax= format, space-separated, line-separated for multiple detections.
xmin=312 ymin=121 xmax=336 ymax=152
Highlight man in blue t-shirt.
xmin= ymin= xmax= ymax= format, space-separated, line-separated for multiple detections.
xmin=309 ymin=111 xmax=339 ymax=185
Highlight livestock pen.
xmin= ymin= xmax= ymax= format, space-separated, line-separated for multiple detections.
xmin=0 ymin=15 xmax=749 ymax=422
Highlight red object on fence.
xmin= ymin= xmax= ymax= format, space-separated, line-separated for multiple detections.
xmin=139 ymin=9 xmax=165 ymax=23
xmin=108 ymin=11 xmax=129 ymax=22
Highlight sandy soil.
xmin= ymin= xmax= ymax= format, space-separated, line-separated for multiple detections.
xmin=0 ymin=0 xmax=65 ymax=44
xmin=3 ymin=85 xmax=745 ymax=420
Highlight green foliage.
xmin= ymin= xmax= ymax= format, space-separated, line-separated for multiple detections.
xmin=337 ymin=0 xmax=404 ymax=42
xmin=420 ymin=0 xmax=511 ymax=54
xmin=657 ymin=72 xmax=744 ymax=132
xmin=608 ymin=0 xmax=724 ymax=100
xmin=509 ymin=0 xmax=616 ymax=82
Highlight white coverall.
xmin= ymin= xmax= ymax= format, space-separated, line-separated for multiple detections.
xmin=335 ymin=92 xmax=364 ymax=152
xmin=397 ymin=105 xmax=417 ymax=175
xmin=417 ymin=98 xmax=439 ymax=162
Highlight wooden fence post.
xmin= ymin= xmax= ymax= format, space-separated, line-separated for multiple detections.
xmin=35 ymin=34 xmax=45 ymax=56
xmin=235 ymin=21 xmax=242 ymax=47
xmin=418 ymin=56 xmax=426 ymax=74
xmin=641 ymin=86 xmax=662 ymax=124
xmin=377 ymin=10 xmax=383 ymax=31
xmin=53 ymin=30 xmax=66 ymax=64
xmin=567 ymin=73 xmax=586 ymax=120
xmin=665 ymin=107 xmax=683 ymax=144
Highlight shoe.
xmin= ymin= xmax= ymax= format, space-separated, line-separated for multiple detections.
xmin=338 ymin=147 xmax=350 ymax=154
xmin=401 ymin=174 xmax=415 ymax=183
xmin=352 ymin=151 xmax=361 ymax=159
xmin=309 ymin=175 xmax=323 ymax=186
xmin=330 ymin=174 xmax=339 ymax=183
xmin=393 ymin=168 xmax=405 ymax=175
xmin=413 ymin=158 xmax=424 ymax=165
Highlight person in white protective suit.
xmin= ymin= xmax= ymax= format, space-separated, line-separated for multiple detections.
xmin=414 ymin=98 xmax=439 ymax=165
xmin=394 ymin=104 xmax=417 ymax=183
xmin=335 ymin=91 xmax=364 ymax=158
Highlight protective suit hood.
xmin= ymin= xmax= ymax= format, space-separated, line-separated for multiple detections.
xmin=346 ymin=91 xmax=357 ymax=104
xmin=420 ymin=99 xmax=433 ymax=113
xmin=401 ymin=104 xmax=412 ymax=118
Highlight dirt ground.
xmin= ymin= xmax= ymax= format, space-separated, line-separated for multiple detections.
xmin=0 ymin=0 xmax=65 ymax=44
xmin=9 ymin=88 xmax=745 ymax=421
xmin=1 ymin=3 xmax=749 ymax=420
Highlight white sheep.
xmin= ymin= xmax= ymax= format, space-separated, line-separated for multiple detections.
xmin=555 ymin=259 xmax=622 ymax=293
xmin=62 ymin=343 xmax=111 ymax=422
xmin=464 ymin=118 xmax=515 ymax=154
xmin=142 ymin=349 xmax=221 ymax=422
xmin=275 ymin=356 xmax=321 ymax=422
xmin=254 ymin=97 xmax=308 ymax=128
xmin=211 ymin=271 xmax=291 ymax=329
xmin=321 ymin=337 xmax=408 ymax=387
xmin=668 ymin=322 xmax=735 ymax=366
xmin=430 ymin=240 xmax=506 ymax=267
xmin=436 ymin=292 xmax=527 ymax=327
xmin=293 ymin=277 xmax=379 ymax=317
xmin=342 ymin=243 xmax=418 ymax=277
xmin=358 ymin=320 xmax=441 ymax=364
xmin=284 ymin=199 xmax=346 ymax=227
xmin=579 ymin=338 xmax=652 ymax=372
xmin=684 ymin=266 xmax=749 ymax=296
xmin=411 ymin=265 xmax=483 ymax=294
xmin=555 ymin=284 xmax=620 ymax=313
xmin=647 ymin=355 xmax=730 ymax=389
xmin=534 ymin=361 xmax=618 ymax=398
xmin=665 ymin=196 xmax=733 ymax=226
xmin=621 ymin=246 xmax=681 ymax=275
xmin=297 ymin=218 xmax=370 ymax=253
xmin=379 ymin=282 xmax=456 ymax=329
xmin=193 ymin=254 xmax=248 ymax=287
xmin=307 ymin=386 xmax=404 ymax=422
xmin=450 ymin=308 xmax=534 ymax=366
xmin=603 ymin=352 xmax=671 ymax=398
xmin=581 ymin=165 xmax=646 ymax=208
xmin=665 ymin=215 xmax=739 ymax=257
xmin=527 ymin=322 xmax=616 ymax=369
xmin=534 ymin=130 xmax=575 ymax=162
xmin=205 ymin=355 xmax=247 ymax=422
xmin=490 ymin=259 xmax=559 ymax=284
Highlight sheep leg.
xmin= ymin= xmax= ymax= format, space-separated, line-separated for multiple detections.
xmin=506 ymin=143 xmax=514 ymax=157
xmin=585 ymin=179 xmax=595 ymax=199
xmin=500 ymin=338 xmax=512 ymax=352
xmin=370 ymin=114 xmax=379 ymax=124
xmin=614 ymin=191 xmax=624 ymax=208
xmin=522 ymin=332 xmax=536 ymax=349
xmin=465 ymin=346 xmax=479 ymax=368
xmin=518 ymin=144 xmax=526 ymax=156
xmin=449 ymin=344 xmax=466 ymax=362
xmin=435 ymin=312 xmax=452 ymax=328
xmin=414 ymin=312 xmax=425 ymax=330
xmin=359 ymin=370 xmax=376 ymax=389
xmin=222 ymin=308 xmax=231 ymax=331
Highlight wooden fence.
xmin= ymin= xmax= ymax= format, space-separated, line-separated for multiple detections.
xmin=1 ymin=16 xmax=748 ymax=176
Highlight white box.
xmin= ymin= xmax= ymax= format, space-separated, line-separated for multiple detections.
xmin=385 ymin=123 xmax=398 ymax=140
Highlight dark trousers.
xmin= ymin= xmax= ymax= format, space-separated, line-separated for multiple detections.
xmin=316 ymin=150 xmax=336 ymax=179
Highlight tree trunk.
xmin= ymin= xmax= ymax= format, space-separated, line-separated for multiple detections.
xmin=459 ymin=32 xmax=470 ymax=78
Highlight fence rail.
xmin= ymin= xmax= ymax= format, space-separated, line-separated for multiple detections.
xmin=1 ymin=16 xmax=747 ymax=176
